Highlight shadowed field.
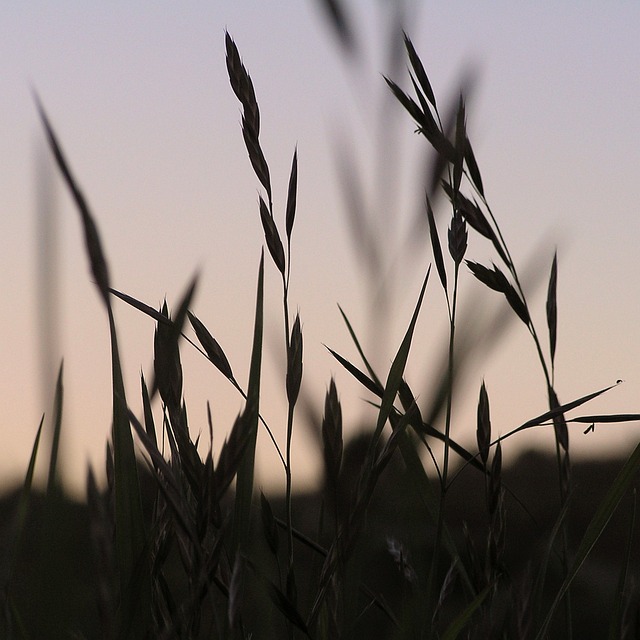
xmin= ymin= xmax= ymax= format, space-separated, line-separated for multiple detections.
xmin=2 ymin=449 xmax=637 ymax=639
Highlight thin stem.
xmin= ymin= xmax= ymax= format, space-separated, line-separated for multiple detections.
xmin=472 ymin=180 xmax=572 ymax=636
xmin=427 ymin=260 xmax=460 ymax=637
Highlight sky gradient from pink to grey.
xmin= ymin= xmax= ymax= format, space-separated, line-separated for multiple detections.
xmin=1 ymin=2 xmax=639 ymax=496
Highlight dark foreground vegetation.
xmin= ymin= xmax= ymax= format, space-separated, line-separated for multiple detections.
xmin=2 ymin=10 xmax=640 ymax=640
xmin=2 ymin=452 xmax=639 ymax=639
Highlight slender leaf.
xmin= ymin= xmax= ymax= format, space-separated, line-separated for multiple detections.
xmin=441 ymin=585 xmax=491 ymax=640
xmin=426 ymin=195 xmax=447 ymax=291
xmin=36 ymin=96 xmax=111 ymax=307
xmin=546 ymin=251 xmax=558 ymax=366
xmin=336 ymin=304 xmax=384 ymax=390
xmin=568 ymin=414 xmax=640 ymax=424
xmin=110 ymin=287 xmax=171 ymax=325
xmin=46 ymin=360 xmax=64 ymax=494
xmin=140 ymin=373 xmax=157 ymax=450
xmin=7 ymin=416 xmax=44 ymax=583
xmin=453 ymin=95 xmax=465 ymax=192
xmin=607 ymin=491 xmax=636 ymax=640
xmin=325 ymin=346 xmax=383 ymax=397
xmin=233 ymin=251 xmax=264 ymax=554
xmin=536 ymin=439 xmax=640 ymax=639
xmin=260 ymin=491 xmax=279 ymax=555
xmin=37 ymin=95 xmax=149 ymax=636
xmin=498 ymin=381 xmax=620 ymax=443
xmin=315 ymin=0 xmax=356 ymax=54
xmin=370 ymin=265 xmax=430 ymax=449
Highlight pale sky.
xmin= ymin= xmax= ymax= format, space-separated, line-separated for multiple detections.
xmin=1 ymin=2 xmax=639 ymax=496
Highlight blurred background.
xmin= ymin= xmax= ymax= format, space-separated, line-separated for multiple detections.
xmin=1 ymin=1 xmax=639 ymax=497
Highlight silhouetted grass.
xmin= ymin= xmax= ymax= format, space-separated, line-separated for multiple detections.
xmin=2 ymin=18 xmax=640 ymax=640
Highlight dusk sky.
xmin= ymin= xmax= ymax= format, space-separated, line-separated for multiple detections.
xmin=1 ymin=2 xmax=639 ymax=496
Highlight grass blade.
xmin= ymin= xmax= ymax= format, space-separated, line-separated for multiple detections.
xmin=426 ymin=195 xmax=447 ymax=291
xmin=7 ymin=416 xmax=44 ymax=583
xmin=370 ymin=266 xmax=430 ymax=446
xmin=536 ymin=440 xmax=640 ymax=639
xmin=35 ymin=97 xmax=111 ymax=307
xmin=325 ymin=346 xmax=383 ymax=397
xmin=336 ymin=304 xmax=384 ymax=390
xmin=233 ymin=251 xmax=264 ymax=554
xmin=3 ymin=417 xmax=44 ymax=637
xmin=607 ymin=490 xmax=636 ymax=640
xmin=110 ymin=287 xmax=172 ymax=325
xmin=498 ymin=381 xmax=620 ymax=442
xmin=46 ymin=360 xmax=64 ymax=495
xmin=37 ymin=95 xmax=149 ymax=637
xmin=108 ymin=306 xmax=150 ymax=639
xmin=546 ymin=251 xmax=558 ymax=368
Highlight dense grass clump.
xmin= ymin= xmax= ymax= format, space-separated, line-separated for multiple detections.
xmin=3 ymin=22 xmax=640 ymax=640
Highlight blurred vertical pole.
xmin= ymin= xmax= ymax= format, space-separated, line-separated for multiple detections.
xmin=35 ymin=138 xmax=62 ymax=484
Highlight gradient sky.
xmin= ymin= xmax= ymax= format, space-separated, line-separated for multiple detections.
xmin=1 ymin=1 xmax=639 ymax=496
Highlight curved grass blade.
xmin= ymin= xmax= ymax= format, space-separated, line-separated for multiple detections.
xmin=37 ymin=96 xmax=150 ymax=636
xmin=35 ymin=96 xmax=110 ymax=307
